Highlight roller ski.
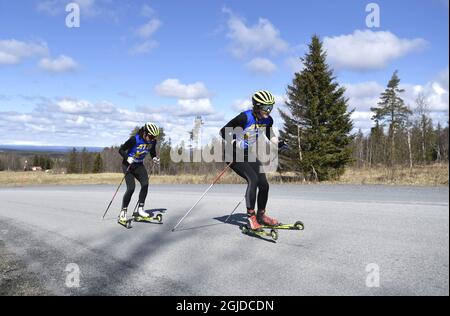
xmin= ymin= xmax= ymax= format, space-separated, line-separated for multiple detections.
xmin=240 ymin=210 xmax=278 ymax=241
xmin=261 ymin=221 xmax=304 ymax=231
xmin=132 ymin=205 xmax=163 ymax=224
xmin=118 ymin=209 xmax=133 ymax=229
xmin=257 ymin=210 xmax=304 ymax=231
xmin=240 ymin=225 xmax=278 ymax=241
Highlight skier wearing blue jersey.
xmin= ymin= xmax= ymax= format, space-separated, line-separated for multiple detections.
xmin=220 ymin=91 xmax=288 ymax=231
xmin=118 ymin=122 xmax=160 ymax=222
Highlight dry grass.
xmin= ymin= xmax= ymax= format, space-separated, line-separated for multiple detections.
xmin=0 ymin=164 xmax=448 ymax=187
xmin=0 ymin=171 xmax=246 ymax=187
xmin=331 ymin=164 xmax=449 ymax=186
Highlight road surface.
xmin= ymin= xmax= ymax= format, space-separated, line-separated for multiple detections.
xmin=0 ymin=184 xmax=448 ymax=296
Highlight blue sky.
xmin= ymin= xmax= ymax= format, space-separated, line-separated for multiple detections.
xmin=0 ymin=0 xmax=448 ymax=146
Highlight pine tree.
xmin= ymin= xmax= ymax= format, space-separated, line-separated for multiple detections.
xmin=371 ymin=71 xmax=412 ymax=166
xmin=92 ymin=153 xmax=104 ymax=173
xmin=279 ymin=35 xmax=354 ymax=181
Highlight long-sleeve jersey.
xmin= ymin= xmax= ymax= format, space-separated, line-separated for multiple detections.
xmin=119 ymin=134 xmax=157 ymax=166
xmin=220 ymin=111 xmax=274 ymax=143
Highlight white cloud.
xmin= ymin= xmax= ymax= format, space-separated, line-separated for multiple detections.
xmin=285 ymin=57 xmax=304 ymax=74
xmin=135 ymin=19 xmax=161 ymax=38
xmin=401 ymin=79 xmax=449 ymax=113
xmin=0 ymin=39 xmax=48 ymax=65
xmin=323 ymin=30 xmax=427 ymax=70
xmin=129 ymin=40 xmax=159 ymax=55
xmin=38 ymin=55 xmax=78 ymax=72
xmin=245 ymin=57 xmax=277 ymax=75
xmin=351 ymin=111 xmax=374 ymax=133
xmin=177 ymin=99 xmax=215 ymax=116
xmin=0 ymin=96 xmax=224 ymax=146
xmin=57 ymin=99 xmax=115 ymax=114
xmin=232 ymin=98 xmax=252 ymax=112
xmin=155 ymin=79 xmax=212 ymax=99
xmin=223 ymin=7 xmax=289 ymax=58
xmin=344 ymin=81 xmax=385 ymax=111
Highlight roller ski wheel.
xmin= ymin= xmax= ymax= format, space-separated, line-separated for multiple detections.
xmin=240 ymin=225 xmax=278 ymax=241
xmin=270 ymin=229 xmax=279 ymax=241
xmin=294 ymin=221 xmax=305 ymax=231
xmin=118 ymin=218 xmax=133 ymax=229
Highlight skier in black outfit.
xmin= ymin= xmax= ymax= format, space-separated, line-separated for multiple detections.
xmin=118 ymin=122 xmax=160 ymax=222
xmin=220 ymin=90 xmax=287 ymax=231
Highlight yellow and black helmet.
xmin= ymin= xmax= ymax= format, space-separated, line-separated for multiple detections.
xmin=252 ymin=90 xmax=275 ymax=107
xmin=144 ymin=122 xmax=160 ymax=137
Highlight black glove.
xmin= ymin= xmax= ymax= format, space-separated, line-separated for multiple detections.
xmin=278 ymin=140 xmax=289 ymax=152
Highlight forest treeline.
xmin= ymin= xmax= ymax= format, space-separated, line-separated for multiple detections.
xmin=0 ymin=36 xmax=448 ymax=181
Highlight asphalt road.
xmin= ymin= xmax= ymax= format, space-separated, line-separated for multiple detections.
xmin=0 ymin=184 xmax=448 ymax=296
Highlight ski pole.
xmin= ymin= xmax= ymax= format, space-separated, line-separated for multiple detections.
xmin=224 ymin=196 xmax=245 ymax=223
xmin=171 ymin=162 xmax=233 ymax=232
xmin=102 ymin=166 xmax=131 ymax=219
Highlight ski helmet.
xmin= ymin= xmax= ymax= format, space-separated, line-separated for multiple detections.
xmin=252 ymin=90 xmax=275 ymax=113
xmin=144 ymin=122 xmax=160 ymax=137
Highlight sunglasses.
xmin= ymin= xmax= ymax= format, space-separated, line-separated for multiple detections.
xmin=144 ymin=132 xmax=156 ymax=139
xmin=258 ymin=105 xmax=273 ymax=114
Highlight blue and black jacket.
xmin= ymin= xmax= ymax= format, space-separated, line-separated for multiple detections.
xmin=220 ymin=109 xmax=274 ymax=148
xmin=119 ymin=131 xmax=157 ymax=166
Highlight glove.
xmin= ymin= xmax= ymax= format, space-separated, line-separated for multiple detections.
xmin=278 ymin=140 xmax=289 ymax=152
xmin=235 ymin=139 xmax=249 ymax=150
xmin=152 ymin=157 xmax=160 ymax=165
xmin=127 ymin=157 xmax=136 ymax=165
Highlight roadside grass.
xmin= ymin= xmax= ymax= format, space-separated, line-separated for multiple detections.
xmin=0 ymin=164 xmax=448 ymax=187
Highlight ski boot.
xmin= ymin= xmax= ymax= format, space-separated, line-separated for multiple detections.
xmin=257 ymin=209 xmax=280 ymax=227
xmin=258 ymin=210 xmax=304 ymax=231
xmin=240 ymin=210 xmax=278 ymax=241
xmin=118 ymin=209 xmax=132 ymax=229
xmin=133 ymin=204 xmax=163 ymax=224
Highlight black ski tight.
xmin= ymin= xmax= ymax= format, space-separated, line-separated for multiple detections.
xmin=121 ymin=163 xmax=149 ymax=209
xmin=229 ymin=160 xmax=269 ymax=211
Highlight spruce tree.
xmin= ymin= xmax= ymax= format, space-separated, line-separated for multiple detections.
xmin=67 ymin=148 xmax=79 ymax=174
xmin=279 ymin=35 xmax=354 ymax=181
xmin=92 ymin=153 xmax=104 ymax=173
xmin=32 ymin=155 xmax=40 ymax=167
xmin=369 ymin=121 xmax=385 ymax=165
xmin=158 ymin=127 xmax=171 ymax=173
xmin=371 ymin=70 xmax=412 ymax=166
xmin=81 ymin=147 xmax=91 ymax=173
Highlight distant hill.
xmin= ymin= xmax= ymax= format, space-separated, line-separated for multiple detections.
xmin=0 ymin=145 xmax=104 ymax=154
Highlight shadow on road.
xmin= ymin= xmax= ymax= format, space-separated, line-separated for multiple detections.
xmin=145 ymin=208 xmax=167 ymax=216
xmin=214 ymin=213 xmax=247 ymax=227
